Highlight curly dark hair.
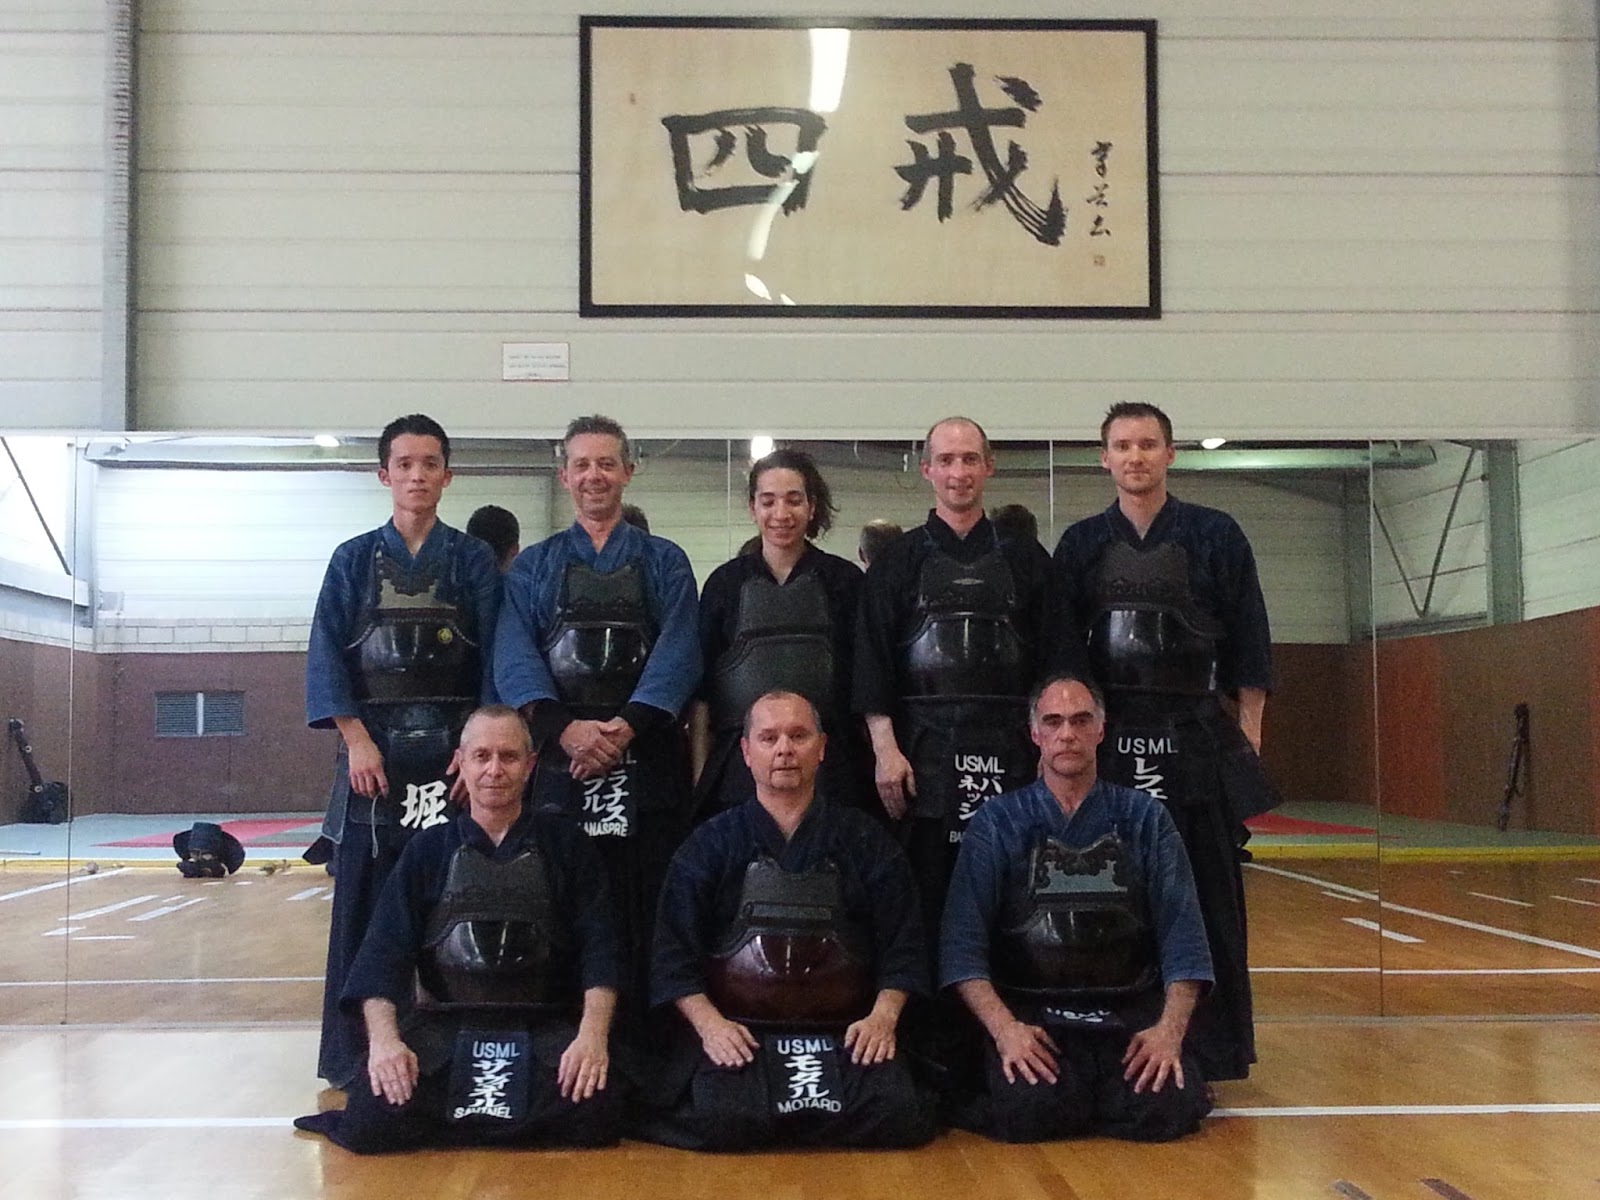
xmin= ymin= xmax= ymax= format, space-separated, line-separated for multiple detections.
xmin=746 ymin=448 xmax=837 ymax=540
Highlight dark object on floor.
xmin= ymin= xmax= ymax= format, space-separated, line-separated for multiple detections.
xmin=7 ymin=718 xmax=69 ymax=824
xmin=174 ymin=821 xmax=246 ymax=878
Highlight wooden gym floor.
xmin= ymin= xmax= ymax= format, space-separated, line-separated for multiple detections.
xmin=2 ymin=853 xmax=1599 ymax=1197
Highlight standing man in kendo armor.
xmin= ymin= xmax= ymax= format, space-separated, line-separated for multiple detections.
xmin=637 ymin=691 xmax=936 ymax=1151
xmin=294 ymin=706 xmax=622 ymax=1153
xmin=853 ymin=417 xmax=1075 ymax=956
xmin=306 ymin=414 xmax=501 ymax=1089
xmin=1052 ymin=401 xmax=1277 ymax=1082
xmin=493 ymin=415 xmax=700 ymax=1039
xmin=694 ymin=448 xmax=872 ymax=818
xmin=942 ymin=674 xmax=1214 ymax=1144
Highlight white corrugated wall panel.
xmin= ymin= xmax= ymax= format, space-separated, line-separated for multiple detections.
xmin=128 ymin=0 xmax=1600 ymax=437
xmin=1518 ymin=438 xmax=1600 ymax=618
xmin=0 ymin=15 xmax=105 ymax=429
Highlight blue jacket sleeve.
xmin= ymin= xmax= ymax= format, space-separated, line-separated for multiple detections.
xmin=1144 ymin=806 xmax=1215 ymax=988
xmin=938 ymin=804 xmax=1008 ymax=989
xmin=339 ymin=834 xmax=440 ymax=1010
xmin=629 ymin=538 xmax=702 ymax=718
xmin=305 ymin=539 xmax=365 ymax=729
xmin=492 ymin=545 xmax=563 ymax=709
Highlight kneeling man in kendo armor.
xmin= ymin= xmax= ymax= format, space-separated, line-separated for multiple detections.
xmin=295 ymin=705 xmax=622 ymax=1153
xmin=940 ymin=674 xmax=1215 ymax=1144
xmin=635 ymin=690 xmax=938 ymax=1151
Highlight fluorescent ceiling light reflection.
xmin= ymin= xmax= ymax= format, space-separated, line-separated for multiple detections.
xmin=313 ymin=434 xmax=341 ymax=449
xmin=808 ymin=28 xmax=850 ymax=113
xmin=744 ymin=273 xmax=773 ymax=300
xmin=750 ymin=436 xmax=775 ymax=460
xmin=1200 ymin=437 xmax=1228 ymax=450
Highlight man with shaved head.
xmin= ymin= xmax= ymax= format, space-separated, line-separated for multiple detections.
xmin=637 ymin=690 xmax=935 ymax=1151
xmin=295 ymin=705 xmax=622 ymax=1153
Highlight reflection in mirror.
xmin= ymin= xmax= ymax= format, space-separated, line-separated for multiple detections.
xmin=9 ymin=432 xmax=1497 ymax=1036
xmin=1370 ymin=439 xmax=1600 ymax=1017
xmin=15 ymin=434 xmax=747 ymax=1028
xmin=0 ymin=436 xmax=78 ymax=1024
xmin=1046 ymin=440 xmax=1382 ymax=1019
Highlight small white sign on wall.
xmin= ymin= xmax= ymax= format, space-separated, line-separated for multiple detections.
xmin=501 ymin=342 xmax=571 ymax=382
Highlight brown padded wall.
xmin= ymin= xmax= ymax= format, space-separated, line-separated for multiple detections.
xmin=1374 ymin=635 xmax=1448 ymax=821
xmin=1262 ymin=642 xmax=1372 ymax=811
xmin=1435 ymin=610 xmax=1596 ymax=836
xmin=105 ymin=651 xmax=329 ymax=815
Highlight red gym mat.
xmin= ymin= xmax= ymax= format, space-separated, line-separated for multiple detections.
xmin=1244 ymin=812 xmax=1375 ymax=836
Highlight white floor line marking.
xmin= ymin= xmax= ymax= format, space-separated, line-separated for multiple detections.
xmin=0 ymin=976 xmax=320 ymax=988
xmin=42 ymin=926 xmax=84 ymax=938
xmin=1575 ymin=878 xmax=1600 ymax=886
xmin=1466 ymin=891 xmax=1535 ymax=908
xmin=71 ymin=936 xmax=136 ymax=941
xmin=0 ymin=869 xmax=129 ymax=904
xmin=1247 ymin=863 xmax=1600 ymax=961
xmin=1343 ymin=917 xmax=1424 ymax=944
xmin=1252 ymin=966 xmax=1600 ymax=976
xmin=160 ymin=895 xmax=185 ymax=903
xmin=1321 ymin=891 xmax=1365 ymax=904
xmin=286 ymin=886 xmax=326 ymax=901
xmin=1252 ymin=967 xmax=1382 ymax=974
xmin=1390 ymin=967 xmax=1600 ymax=975
xmin=1552 ymin=895 xmax=1600 ymax=908
xmin=127 ymin=898 xmax=207 ymax=922
xmin=63 ymin=895 xmax=158 ymax=921
xmin=1212 ymin=1103 xmax=1600 ymax=1118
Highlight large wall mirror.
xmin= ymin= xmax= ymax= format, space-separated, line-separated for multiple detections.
xmin=1367 ymin=439 xmax=1600 ymax=1017
xmin=2 ymin=433 xmax=1594 ymax=1030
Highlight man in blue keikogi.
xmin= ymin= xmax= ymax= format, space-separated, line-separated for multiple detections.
xmin=493 ymin=414 xmax=700 ymax=1037
xmin=941 ymin=673 xmax=1214 ymax=1144
xmin=636 ymin=690 xmax=936 ymax=1151
xmin=294 ymin=705 xmax=621 ymax=1153
xmin=1052 ymin=401 xmax=1278 ymax=1082
xmin=306 ymin=414 xmax=501 ymax=1088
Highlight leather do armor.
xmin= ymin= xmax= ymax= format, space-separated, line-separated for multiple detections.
xmin=901 ymin=545 xmax=1026 ymax=700
xmin=1088 ymin=541 xmax=1222 ymax=695
xmin=344 ymin=544 xmax=481 ymax=708
xmin=993 ymin=833 xmax=1160 ymax=999
xmin=418 ymin=844 xmax=576 ymax=1009
xmin=543 ymin=562 xmax=656 ymax=719
xmin=709 ymin=572 xmax=835 ymax=732
xmin=706 ymin=857 xmax=873 ymax=1027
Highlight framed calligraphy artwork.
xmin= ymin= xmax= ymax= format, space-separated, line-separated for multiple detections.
xmin=580 ymin=17 xmax=1159 ymax=318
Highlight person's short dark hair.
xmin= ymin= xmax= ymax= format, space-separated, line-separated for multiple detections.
xmin=562 ymin=414 xmax=633 ymax=466
xmin=1100 ymin=402 xmax=1174 ymax=448
xmin=742 ymin=689 xmax=824 ymax=738
xmin=620 ymin=503 xmax=650 ymax=533
xmin=466 ymin=505 xmax=519 ymax=563
xmin=378 ymin=414 xmax=450 ymax=468
xmin=1027 ymin=672 xmax=1107 ymax=723
xmin=990 ymin=503 xmax=1039 ymax=548
xmin=747 ymin=447 xmax=837 ymax=540
xmin=919 ymin=416 xmax=993 ymax=465
xmin=858 ymin=519 xmax=902 ymax=567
